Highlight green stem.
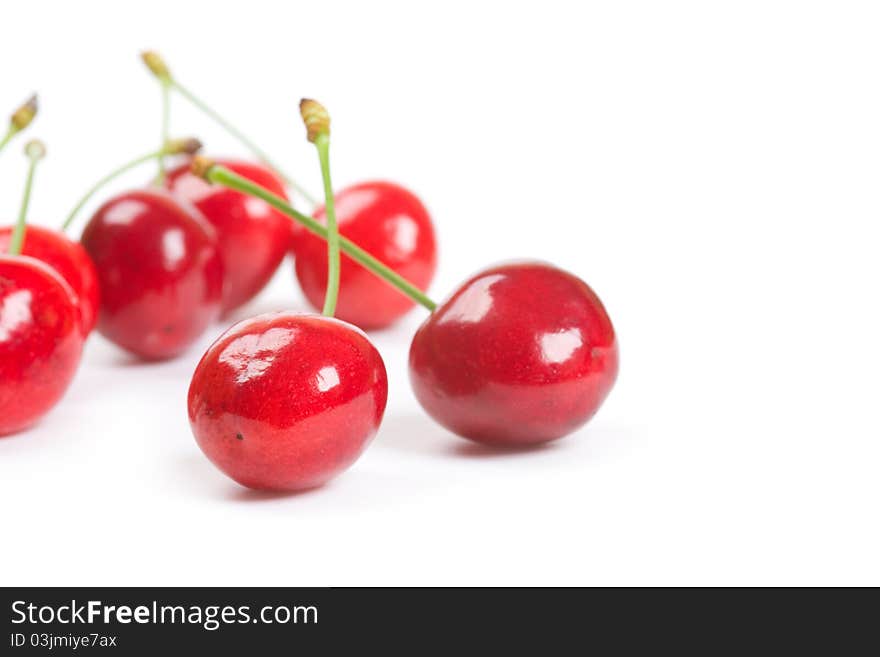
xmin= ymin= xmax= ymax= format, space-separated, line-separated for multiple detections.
xmin=0 ymin=126 xmax=16 ymax=155
xmin=62 ymin=149 xmax=162 ymax=231
xmin=207 ymin=164 xmax=437 ymax=312
xmin=155 ymin=79 xmax=171 ymax=183
xmin=172 ymin=80 xmax=319 ymax=206
xmin=314 ymin=134 xmax=340 ymax=316
xmin=8 ymin=144 xmax=43 ymax=255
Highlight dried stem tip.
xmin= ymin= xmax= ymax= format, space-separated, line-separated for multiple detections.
xmin=300 ymin=98 xmax=330 ymax=143
xmin=24 ymin=139 xmax=46 ymax=160
xmin=165 ymin=137 xmax=203 ymax=156
xmin=141 ymin=51 xmax=171 ymax=80
xmin=190 ymin=155 xmax=216 ymax=181
xmin=11 ymin=95 xmax=38 ymax=131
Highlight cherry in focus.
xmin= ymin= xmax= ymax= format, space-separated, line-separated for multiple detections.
xmin=0 ymin=225 xmax=100 ymax=335
xmin=81 ymin=188 xmax=223 ymax=360
xmin=0 ymin=255 xmax=83 ymax=436
xmin=409 ymin=262 xmax=618 ymax=446
xmin=188 ymin=312 xmax=388 ymax=491
xmin=166 ymin=159 xmax=293 ymax=316
xmin=295 ymin=181 xmax=437 ymax=330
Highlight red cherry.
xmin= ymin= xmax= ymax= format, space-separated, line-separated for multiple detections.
xmin=409 ymin=262 xmax=618 ymax=446
xmin=294 ymin=181 xmax=437 ymax=330
xmin=188 ymin=312 xmax=388 ymax=491
xmin=80 ymin=188 xmax=223 ymax=360
xmin=0 ymin=255 xmax=83 ymax=436
xmin=0 ymin=226 xmax=100 ymax=335
xmin=166 ymin=159 xmax=293 ymax=315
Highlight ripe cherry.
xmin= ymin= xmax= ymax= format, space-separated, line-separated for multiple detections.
xmin=188 ymin=312 xmax=388 ymax=491
xmin=0 ymin=255 xmax=84 ymax=436
xmin=409 ymin=262 xmax=618 ymax=445
xmin=188 ymin=100 xmax=388 ymax=491
xmin=80 ymin=188 xmax=223 ymax=360
xmin=0 ymin=226 xmax=100 ymax=335
xmin=1 ymin=139 xmax=84 ymax=435
xmin=295 ymin=181 xmax=437 ymax=330
xmin=166 ymin=159 xmax=293 ymax=315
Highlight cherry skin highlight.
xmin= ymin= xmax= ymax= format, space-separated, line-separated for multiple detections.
xmin=0 ymin=255 xmax=84 ymax=436
xmin=295 ymin=181 xmax=437 ymax=330
xmin=166 ymin=159 xmax=293 ymax=316
xmin=80 ymin=188 xmax=223 ymax=361
xmin=188 ymin=312 xmax=388 ymax=491
xmin=409 ymin=262 xmax=618 ymax=446
xmin=0 ymin=225 xmax=100 ymax=335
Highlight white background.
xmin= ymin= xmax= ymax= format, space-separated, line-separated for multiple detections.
xmin=0 ymin=1 xmax=878 ymax=586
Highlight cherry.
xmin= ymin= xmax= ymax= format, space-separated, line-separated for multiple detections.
xmin=295 ymin=181 xmax=438 ymax=329
xmin=409 ymin=262 xmax=618 ymax=445
xmin=188 ymin=312 xmax=388 ymax=490
xmin=1 ymin=140 xmax=82 ymax=436
xmin=80 ymin=188 xmax=223 ymax=360
xmin=0 ymin=256 xmax=84 ymax=436
xmin=0 ymin=226 xmax=99 ymax=334
xmin=188 ymin=101 xmax=388 ymax=491
xmin=165 ymin=159 xmax=294 ymax=315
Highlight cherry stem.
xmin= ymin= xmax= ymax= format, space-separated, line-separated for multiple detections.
xmin=0 ymin=127 xmax=17 ymax=154
xmin=172 ymin=80 xmax=319 ymax=206
xmin=0 ymin=95 xmax=38 ymax=156
xmin=201 ymin=162 xmax=437 ymax=312
xmin=8 ymin=140 xmax=46 ymax=255
xmin=62 ymin=138 xmax=202 ymax=232
xmin=313 ymin=133 xmax=341 ymax=316
xmin=62 ymin=151 xmax=157 ymax=232
xmin=155 ymin=79 xmax=171 ymax=183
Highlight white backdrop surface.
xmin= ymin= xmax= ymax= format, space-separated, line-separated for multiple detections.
xmin=0 ymin=1 xmax=878 ymax=586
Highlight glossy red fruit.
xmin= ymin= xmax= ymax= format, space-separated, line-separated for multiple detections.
xmin=409 ymin=262 xmax=618 ymax=446
xmin=166 ymin=159 xmax=292 ymax=315
xmin=295 ymin=181 xmax=437 ymax=330
xmin=81 ymin=188 xmax=223 ymax=360
xmin=0 ymin=225 xmax=100 ymax=335
xmin=188 ymin=312 xmax=388 ymax=491
xmin=0 ymin=255 xmax=84 ymax=436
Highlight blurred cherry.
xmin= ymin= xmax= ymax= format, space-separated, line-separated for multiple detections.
xmin=0 ymin=139 xmax=84 ymax=435
xmin=0 ymin=226 xmax=99 ymax=334
xmin=0 ymin=255 xmax=83 ymax=435
xmin=81 ymin=188 xmax=223 ymax=360
xmin=166 ymin=159 xmax=293 ymax=315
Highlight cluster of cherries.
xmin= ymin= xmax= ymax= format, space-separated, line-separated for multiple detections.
xmin=0 ymin=53 xmax=619 ymax=492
